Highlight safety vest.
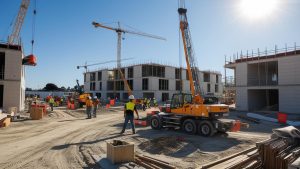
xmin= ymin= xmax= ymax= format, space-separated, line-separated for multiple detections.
xmin=49 ymin=98 xmax=55 ymax=104
xmin=126 ymin=102 xmax=135 ymax=111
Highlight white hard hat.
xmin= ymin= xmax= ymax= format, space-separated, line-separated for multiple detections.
xmin=128 ymin=95 xmax=135 ymax=100
xmin=88 ymin=96 xmax=91 ymax=99
xmin=94 ymin=96 xmax=97 ymax=99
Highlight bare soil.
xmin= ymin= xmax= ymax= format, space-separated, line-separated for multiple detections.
xmin=0 ymin=107 xmax=280 ymax=169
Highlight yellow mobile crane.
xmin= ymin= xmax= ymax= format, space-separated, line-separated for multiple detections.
xmin=150 ymin=0 xmax=238 ymax=136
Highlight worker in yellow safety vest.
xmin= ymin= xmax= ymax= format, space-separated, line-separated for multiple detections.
xmin=120 ymin=95 xmax=139 ymax=134
xmin=49 ymin=97 xmax=55 ymax=111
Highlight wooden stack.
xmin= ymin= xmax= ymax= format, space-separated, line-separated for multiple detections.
xmin=107 ymin=140 xmax=135 ymax=164
xmin=202 ymin=127 xmax=300 ymax=169
xmin=134 ymin=154 xmax=176 ymax=169
xmin=0 ymin=113 xmax=11 ymax=128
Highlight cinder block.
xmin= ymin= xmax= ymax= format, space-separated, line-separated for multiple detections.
xmin=107 ymin=140 xmax=134 ymax=164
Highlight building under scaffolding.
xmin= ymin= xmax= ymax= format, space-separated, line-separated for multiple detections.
xmin=84 ymin=62 xmax=223 ymax=102
xmin=225 ymin=44 xmax=300 ymax=113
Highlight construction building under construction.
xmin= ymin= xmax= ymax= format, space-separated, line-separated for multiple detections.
xmin=225 ymin=44 xmax=300 ymax=113
xmin=0 ymin=43 xmax=26 ymax=111
xmin=84 ymin=63 xmax=223 ymax=101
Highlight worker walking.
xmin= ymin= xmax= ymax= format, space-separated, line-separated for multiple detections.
xmin=86 ymin=96 xmax=93 ymax=119
xmin=49 ymin=97 xmax=55 ymax=111
xmin=121 ymin=95 xmax=139 ymax=134
xmin=92 ymin=96 xmax=100 ymax=118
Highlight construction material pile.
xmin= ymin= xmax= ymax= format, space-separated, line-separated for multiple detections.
xmin=134 ymin=154 xmax=176 ymax=169
xmin=202 ymin=126 xmax=300 ymax=169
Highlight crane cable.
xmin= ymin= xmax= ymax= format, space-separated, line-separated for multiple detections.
xmin=31 ymin=0 xmax=37 ymax=54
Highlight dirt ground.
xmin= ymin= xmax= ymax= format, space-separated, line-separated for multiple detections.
xmin=0 ymin=107 xmax=281 ymax=169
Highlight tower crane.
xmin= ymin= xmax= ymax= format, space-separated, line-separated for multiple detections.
xmin=92 ymin=21 xmax=166 ymax=96
xmin=76 ymin=57 xmax=134 ymax=72
xmin=150 ymin=0 xmax=243 ymax=137
xmin=8 ymin=0 xmax=30 ymax=45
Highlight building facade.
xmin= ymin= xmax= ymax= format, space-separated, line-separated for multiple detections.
xmin=225 ymin=46 xmax=300 ymax=113
xmin=0 ymin=43 xmax=25 ymax=111
xmin=84 ymin=63 xmax=223 ymax=102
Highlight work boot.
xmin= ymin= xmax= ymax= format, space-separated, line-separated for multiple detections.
xmin=132 ymin=130 xmax=136 ymax=134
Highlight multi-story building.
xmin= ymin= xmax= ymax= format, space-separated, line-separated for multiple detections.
xmin=0 ymin=43 xmax=26 ymax=111
xmin=225 ymin=45 xmax=300 ymax=113
xmin=84 ymin=63 xmax=223 ymax=102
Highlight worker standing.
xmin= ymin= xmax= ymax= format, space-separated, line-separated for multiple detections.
xmin=49 ymin=97 xmax=55 ymax=111
xmin=92 ymin=96 xmax=100 ymax=118
xmin=153 ymin=98 xmax=158 ymax=107
xmin=86 ymin=96 xmax=93 ymax=119
xmin=121 ymin=95 xmax=139 ymax=134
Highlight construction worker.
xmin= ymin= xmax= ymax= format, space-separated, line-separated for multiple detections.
xmin=153 ymin=98 xmax=158 ymax=107
xmin=92 ymin=96 xmax=100 ymax=118
xmin=147 ymin=98 xmax=151 ymax=108
xmin=121 ymin=95 xmax=139 ymax=134
xmin=86 ymin=96 xmax=93 ymax=119
xmin=49 ymin=97 xmax=55 ymax=111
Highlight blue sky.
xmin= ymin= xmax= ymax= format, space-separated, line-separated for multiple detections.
xmin=1 ymin=0 xmax=299 ymax=89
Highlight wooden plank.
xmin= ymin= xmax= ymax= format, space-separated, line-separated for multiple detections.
xmin=136 ymin=155 xmax=176 ymax=169
xmin=201 ymin=146 xmax=256 ymax=169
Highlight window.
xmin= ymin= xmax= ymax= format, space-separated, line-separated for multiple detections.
xmin=204 ymin=73 xmax=210 ymax=82
xmin=107 ymin=70 xmax=114 ymax=80
xmin=98 ymin=71 xmax=102 ymax=81
xmin=0 ymin=52 xmax=5 ymax=80
xmin=216 ymin=74 xmax=219 ymax=83
xmin=84 ymin=73 xmax=86 ymax=82
xmin=128 ymin=67 xmax=133 ymax=78
xmin=215 ymin=84 xmax=219 ymax=93
xmin=186 ymin=70 xmax=189 ymax=80
xmin=162 ymin=93 xmax=169 ymax=102
xmin=107 ymin=81 xmax=114 ymax=90
xmin=90 ymin=73 xmax=96 ymax=81
xmin=99 ymin=82 xmax=102 ymax=90
xmin=96 ymin=93 xmax=101 ymax=98
xmin=175 ymin=68 xmax=181 ymax=79
xmin=115 ymin=69 xmax=125 ymax=80
xmin=176 ymin=80 xmax=181 ymax=91
xmin=207 ymin=83 xmax=211 ymax=92
xmin=159 ymin=79 xmax=169 ymax=90
xmin=116 ymin=81 xmax=124 ymax=91
xmin=142 ymin=78 xmax=149 ymax=90
xmin=90 ymin=82 xmax=96 ymax=91
xmin=142 ymin=65 xmax=165 ymax=77
xmin=127 ymin=80 xmax=133 ymax=90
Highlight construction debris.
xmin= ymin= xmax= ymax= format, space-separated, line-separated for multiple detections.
xmin=201 ymin=126 xmax=300 ymax=169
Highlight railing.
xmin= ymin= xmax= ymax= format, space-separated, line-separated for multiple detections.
xmin=225 ymin=43 xmax=300 ymax=64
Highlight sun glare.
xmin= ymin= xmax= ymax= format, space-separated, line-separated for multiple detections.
xmin=239 ymin=0 xmax=279 ymax=20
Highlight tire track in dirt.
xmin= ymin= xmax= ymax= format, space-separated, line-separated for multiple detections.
xmin=0 ymin=110 xmax=122 ymax=169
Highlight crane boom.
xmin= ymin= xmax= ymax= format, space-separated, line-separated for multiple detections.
xmin=178 ymin=1 xmax=202 ymax=99
xmin=92 ymin=21 xmax=166 ymax=97
xmin=9 ymin=0 xmax=30 ymax=45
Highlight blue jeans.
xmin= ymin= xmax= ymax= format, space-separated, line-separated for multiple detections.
xmin=121 ymin=114 xmax=135 ymax=133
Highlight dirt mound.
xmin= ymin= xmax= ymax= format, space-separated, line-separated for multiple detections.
xmin=139 ymin=136 xmax=188 ymax=155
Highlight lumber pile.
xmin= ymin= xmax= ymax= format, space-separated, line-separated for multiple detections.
xmin=134 ymin=154 xmax=176 ymax=169
xmin=202 ymin=126 xmax=300 ymax=169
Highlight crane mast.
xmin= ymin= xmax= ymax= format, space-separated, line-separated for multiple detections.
xmin=178 ymin=1 xmax=202 ymax=99
xmin=8 ymin=0 xmax=30 ymax=45
xmin=92 ymin=21 xmax=165 ymax=97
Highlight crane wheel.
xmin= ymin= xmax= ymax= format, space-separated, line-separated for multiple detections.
xmin=182 ymin=119 xmax=197 ymax=134
xmin=198 ymin=120 xmax=215 ymax=137
xmin=150 ymin=115 xmax=162 ymax=130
